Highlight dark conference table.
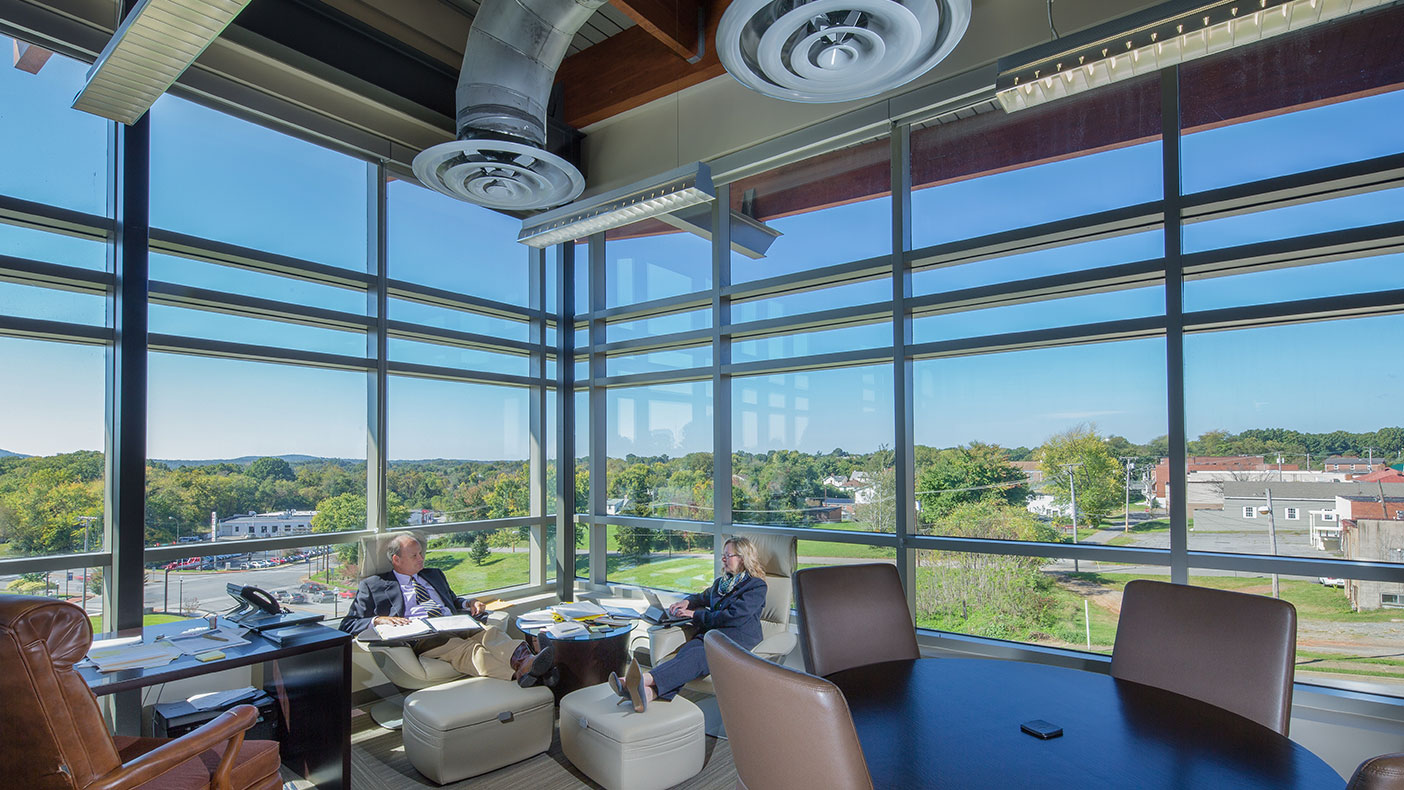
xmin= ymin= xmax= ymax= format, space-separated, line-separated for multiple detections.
xmin=827 ymin=658 xmax=1344 ymax=789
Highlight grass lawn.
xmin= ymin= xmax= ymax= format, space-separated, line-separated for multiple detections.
xmin=1104 ymin=518 xmax=1174 ymax=546
xmin=88 ymin=613 xmax=186 ymax=633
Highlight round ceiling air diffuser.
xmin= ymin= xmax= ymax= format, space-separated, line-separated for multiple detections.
xmin=718 ymin=0 xmax=971 ymax=103
xmin=412 ymin=139 xmax=585 ymax=211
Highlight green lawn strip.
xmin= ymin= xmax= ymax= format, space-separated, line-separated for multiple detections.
xmin=1295 ymin=666 xmax=1404 ymax=681
xmin=89 ymin=613 xmax=185 ymax=632
xmin=1296 ymin=651 xmax=1404 ymax=669
xmin=604 ymin=555 xmax=713 ymax=593
xmin=428 ymin=550 xmax=533 ymax=594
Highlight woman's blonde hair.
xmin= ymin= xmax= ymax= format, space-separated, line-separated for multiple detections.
xmin=724 ymin=536 xmax=766 ymax=578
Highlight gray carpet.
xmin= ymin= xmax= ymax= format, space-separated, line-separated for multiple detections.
xmin=348 ymin=698 xmax=739 ymax=790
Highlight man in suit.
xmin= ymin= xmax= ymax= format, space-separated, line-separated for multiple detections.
xmin=340 ymin=533 xmax=555 ymax=687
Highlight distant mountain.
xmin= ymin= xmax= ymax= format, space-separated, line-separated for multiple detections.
xmin=0 ymin=448 xmax=31 ymax=459
xmin=152 ymin=454 xmax=354 ymax=468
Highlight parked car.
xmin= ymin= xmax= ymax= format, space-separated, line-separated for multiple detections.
xmin=316 ymin=591 xmax=338 ymax=603
xmin=273 ymin=589 xmax=292 ymax=603
xmin=339 ymin=590 xmax=355 ymax=599
xmin=1319 ymin=577 xmax=1346 ymax=588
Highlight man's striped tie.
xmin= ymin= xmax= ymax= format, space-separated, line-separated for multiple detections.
xmin=413 ymin=576 xmax=445 ymax=616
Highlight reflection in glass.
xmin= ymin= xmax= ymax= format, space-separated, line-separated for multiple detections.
xmin=387 ymin=179 xmax=528 ymax=304
xmin=151 ymin=94 xmax=368 ymax=270
xmin=150 ymin=253 xmax=365 ymax=314
xmin=0 ymin=338 xmax=106 ymax=559
xmin=0 ymin=35 xmax=109 ymax=216
xmin=733 ymin=366 xmax=894 ymax=532
xmin=150 ymin=305 xmax=366 ymax=356
xmin=605 ymin=224 xmax=710 ymax=307
xmin=146 ymin=353 xmax=367 ymax=548
xmin=606 ymin=526 xmax=713 ymax=592
xmin=913 ymin=286 xmax=1164 ymax=344
xmin=607 ymin=383 xmax=713 ymax=523
xmin=1184 ymin=316 xmax=1404 ymax=560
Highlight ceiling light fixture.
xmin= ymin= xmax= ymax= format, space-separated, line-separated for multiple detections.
xmin=996 ymin=0 xmax=1394 ymax=114
xmin=518 ymin=163 xmax=716 ymax=248
xmin=72 ymin=0 xmax=253 ymax=124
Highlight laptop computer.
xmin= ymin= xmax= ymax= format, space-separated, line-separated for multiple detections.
xmin=641 ymin=589 xmax=691 ymax=626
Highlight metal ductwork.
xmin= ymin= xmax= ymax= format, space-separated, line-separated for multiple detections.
xmin=717 ymin=0 xmax=971 ymax=104
xmin=413 ymin=0 xmax=606 ymax=210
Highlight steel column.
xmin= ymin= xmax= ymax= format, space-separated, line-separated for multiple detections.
xmin=711 ymin=183 xmax=732 ymax=576
xmin=1161 ymin=67 xmax=1189 ymax=585
xmin=366 ymin=161 xmax=389 ymax=532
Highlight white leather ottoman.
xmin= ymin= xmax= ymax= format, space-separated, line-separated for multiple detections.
xmin=401 ymin=677 xmax=554 ymax=784
xmin=560 ymin=684 xmax=705 ymax=790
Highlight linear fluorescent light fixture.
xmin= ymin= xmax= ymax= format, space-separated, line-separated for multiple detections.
xmin=72 ymin=0 xmax=253 ymax=124
xmin=996 ymin=0 xmax=1395 ymax=114
xmin=518 ymin=163 xmax=716 ymax=248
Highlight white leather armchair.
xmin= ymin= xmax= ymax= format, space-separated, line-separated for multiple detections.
xmin=647 ymin=533 xmax=798 ymax=694
xmin=354 ymin=530 xmax=509 ymax=729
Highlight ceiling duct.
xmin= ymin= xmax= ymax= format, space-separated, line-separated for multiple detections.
xmin=412 ymin=0 xmax=606 ymax=211
xmin=717 ymin=0 xmax=972 ymax=103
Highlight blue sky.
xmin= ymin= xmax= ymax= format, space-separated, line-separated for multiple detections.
xmin=1 ymin=36 xmax=1401 ymax=461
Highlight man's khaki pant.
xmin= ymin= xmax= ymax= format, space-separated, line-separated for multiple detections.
xmin=418 ymin=625 xmax=521 ymax=680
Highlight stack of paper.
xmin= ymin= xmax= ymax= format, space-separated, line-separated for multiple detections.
xmin=188 ymin=686 xmax=259 ymax=711
xmin=552 ymin=601 xmax=607 ymax=620
xmin=168 ymin=627 xmax=250 ymax=655
xmin=546 ymin=620 xmax=588 ymax=638
xmin=88 ymin=641 xmax=184 ymax=672
xmin=368 ymin=620 xmax=434 ymax=641
xmin=517 ymin=610 xmax=558 ymax=629
xmin=426 ymin=614 xmax=483 ymax=633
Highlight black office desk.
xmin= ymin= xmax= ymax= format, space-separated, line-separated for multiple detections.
xmin=828 ymin=658 xmax=1344 ymax=790
xmin=82 ymin=619 xmax=352 ymax=790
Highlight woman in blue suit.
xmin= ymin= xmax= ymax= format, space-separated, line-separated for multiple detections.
xmin=612 ymin=536 xmax=768 ymax=712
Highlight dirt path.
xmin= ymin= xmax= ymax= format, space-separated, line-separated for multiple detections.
xmin=1053 ymin=573 xmax=1124 ymax=615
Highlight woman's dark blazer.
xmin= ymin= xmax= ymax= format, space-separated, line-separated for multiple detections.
xmin=684 ymin=574 xmax=767 ymax=650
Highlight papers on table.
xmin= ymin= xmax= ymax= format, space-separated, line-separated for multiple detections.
xmin=552 ymin=601 xmax=607 ymax=620
xmin=425 ymin=614 xmax=483 ymax=634
xmin=545 ymin=620 xmax=589 ymax=638
xmin=188 ymin=686 xmax=260 ymax=711
xmin=88 ymin=641 xmax=184 ymax=672
xmin=365 ymin=620 xmax=434 ymax=641
xmin=517 ymin=610 xmax=558 ymax=628
xmin=168 ymin=626 xmax=251 ymax=656
xmin=362 ymin=615 xmax=485 ymax=642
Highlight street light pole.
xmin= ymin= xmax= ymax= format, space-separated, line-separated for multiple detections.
xmin=1061 ymin=463 xmax=1083 ymax=573
xmin=1262 ymin=488 xmax=1280 ymax=599
xmin=164 ymin=567 xmax=171 ymax=614
xmin=77 ymin=516 xmax=97 ymax=613
xmin=1120 ymin=457 xmax=1135 ymax=534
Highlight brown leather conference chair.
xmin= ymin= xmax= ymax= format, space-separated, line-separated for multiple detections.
xmin=794 ymin=563 xmax=919 ymax=678
xmin=705 ymin=630 xmax=873 ymax=790
xmin=0 ymin=593 xmax=281 ymax=790
xmin=1347 ymin=753 xmax=1404 ymax=790
xmin=1110 ymin=579 xmax=1297 ymax=735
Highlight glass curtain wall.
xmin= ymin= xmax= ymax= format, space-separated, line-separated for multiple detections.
xmin=567 ymin=8 xmax=1404 ymax=697
xmin=0 ymin=36 xmax=557 ymax=629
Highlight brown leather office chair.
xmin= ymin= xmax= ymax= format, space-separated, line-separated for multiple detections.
xmin=1348 ymin=753 xmax=1404 ymax=790
xmin=0 ymin=593 xmax=280 ymax=790
xmin=794 ymin=563 xmax=919 ymax=678
xmin=705 ymin=631 xmax=873 ymax=790
xmin=1110 ymin=579 xmax=1297 ymax=735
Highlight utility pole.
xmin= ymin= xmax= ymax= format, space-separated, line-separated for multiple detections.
xmin=1062 ymin=463 xmax=1083 ymax=573
xmin=1120 ymin=457 xmax=1136 ymax=533
xmin=1262 ymin=488 xmax=1280 ymax=599
xmin=77 ymin=515 xmax=97 ymax=613
xmin=1366 ymin=446 xmax=1376 ymax=470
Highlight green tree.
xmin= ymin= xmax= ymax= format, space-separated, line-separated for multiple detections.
xmin=247 ymin=456 xmax=296 ymax=482
xmin=917 ymin=442 xmax=1029 ymax=521
xmin=468 ymin=533 xmax=491 ymax=565
xmin=1036 ymin=424 xmax=1122 ymax=526
xmin=615 ymin=525 xmax=655 ymax=564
